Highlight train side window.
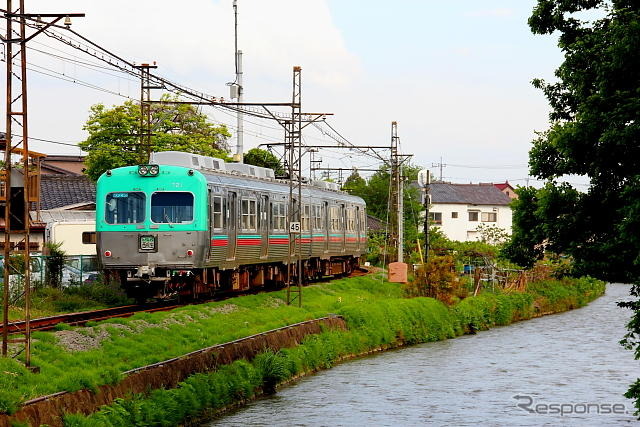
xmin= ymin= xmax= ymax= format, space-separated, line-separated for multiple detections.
xmin=312 ymin=205 xmax=322 ymax=230
xmin=330 ymin=206 xmax=340 ymax=231
xmin=302 ymin=204 xmax=311 ymax=231
xmin=212 ymin=196 xmax=223 ymax=229
xmin=272 ymin=202 xmax=286 ymax=230
xmin=323 ymin=202 xmax=328 ymax=230
xmin=347 ymin=208 xmax=355 ymax=231
xmin=241 ymin=199 xmax=257 ymax=230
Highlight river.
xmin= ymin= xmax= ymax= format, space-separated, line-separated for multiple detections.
xmin=209 ymin=283 xmax=640 ymax=426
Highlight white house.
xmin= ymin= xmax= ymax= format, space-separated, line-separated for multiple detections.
xmin=424 ymin=183 xmax=513 ymax=242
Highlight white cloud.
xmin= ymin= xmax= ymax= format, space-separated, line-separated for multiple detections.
xmin=5 ymin=0 xmax=360 ymax=153
xmin=30 ymin=0 xmax=360 ymax=91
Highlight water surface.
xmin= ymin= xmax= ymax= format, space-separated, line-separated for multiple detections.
xmin=210 ymin=284 xmax=640 ymax=426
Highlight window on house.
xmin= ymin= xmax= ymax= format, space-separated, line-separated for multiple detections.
xmin=82 ymin=232 xmax=96 ymax=244
xmin=429 ymin=212 xmax=442 ymax=225
xmin=481 ymin=212 xmax=497 ymax=222
xmin=271 ymin=202 xmax=286 ymax=230
xmin=241 ymin=199 xmax=257 ymax=230
xmin=468 ymin=211 xmax=479 ymax=222
xmin=451 ymin=212 xmax=458 ymax=219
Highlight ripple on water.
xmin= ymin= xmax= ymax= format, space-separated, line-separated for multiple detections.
xmin=208 ymin=284 xmax=640 ymax=426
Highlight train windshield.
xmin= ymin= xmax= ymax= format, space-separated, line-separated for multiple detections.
xmin=105 ymin=192 xmax=145 ymax=224
xmin=151 ymin=192 xmax=194 ymax=224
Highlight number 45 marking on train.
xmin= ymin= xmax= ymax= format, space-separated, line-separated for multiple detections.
xmin=289 ymin=222 xmax=301 ymax=234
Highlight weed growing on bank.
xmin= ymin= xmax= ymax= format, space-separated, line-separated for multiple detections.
xmin=63 ymin=276 xmax=605 ymax=426
xmin=0 ymin=275 xmax=604 ymax=417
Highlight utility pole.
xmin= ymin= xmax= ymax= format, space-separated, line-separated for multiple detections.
xmin=388 ymin=122 xmax=412 ymax=264
xmin=309 ymin=148 xmax=320 ymax=181
xmin=133 ymin=63 xmax=159 ymax=163
xmin=389 ymin=121 xmax=401 ymax=262
xmin=286 ymin=66 xmax=302 ymax=306
xmin=1 ymin=3 xmax=84 ymax=367
xmin=418 ymin=169 xmax=431 ymax=263
xmin=231 ymin=0 xmax=244 ymax=163
xmin=432 ymin=157 xmax=446 ymax=182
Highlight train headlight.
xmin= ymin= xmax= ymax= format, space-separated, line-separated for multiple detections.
xmin=138 ymin=164 xmax=160 ymax=177
xmin=186 ymin=250 xmax=194 ymax=257
xmin=104 ymin=250 xmax=112 ymax=257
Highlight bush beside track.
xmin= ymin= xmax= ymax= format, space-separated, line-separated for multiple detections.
xmin=0 ymin=275 xmax=605 ymax=424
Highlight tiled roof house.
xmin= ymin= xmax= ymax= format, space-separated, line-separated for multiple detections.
xmin=425 ymin=183 xmax=513 ymax=242
xmin=40 ymin=175 xmax=96 ymax=210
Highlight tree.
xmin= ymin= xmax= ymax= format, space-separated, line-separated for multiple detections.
xmin=522 ymin=1 xmax=640 ymax=411
xmin=243 ymin=148 xmax=285 ymax=177
xmin=342 ymin=164 xmax=424 ymax=261
xmin=341 ymin=170 xmax=367 ymax=195
xmin=79 ymin=95 xmax=231 ymax=181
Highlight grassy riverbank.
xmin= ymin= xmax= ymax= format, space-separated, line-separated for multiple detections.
xmin=0 ymin=282 xmax=133 ymax=322
xmin=0 ymin=275 xmax=604 ymax=422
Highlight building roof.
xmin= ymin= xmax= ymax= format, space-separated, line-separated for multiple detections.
xmin=40 ymin=175 xmax=96 ymax=210
xmin=41 ymin=155 xmax=87 ymax=176
xmin=32 ymin=210 xmax=95 ymax=223
xmin=367 ymin=214 xmax=387 ymax=233
xmin=430 ymin=183 xmax=511 ymax=206
xmin=493 ymin=181 xmax=515 ymax=191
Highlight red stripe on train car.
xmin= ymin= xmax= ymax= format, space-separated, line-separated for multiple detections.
xmin=237 ymin=240 xmax=262 ymax=246
xmin=211 ymin=240 xmax=228 ymax=246
xmin=269 ymin=239 xmax=289 ymax=244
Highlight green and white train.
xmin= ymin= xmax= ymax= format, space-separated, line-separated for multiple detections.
xmin=96 ymin=151 xmax=367 ymax=299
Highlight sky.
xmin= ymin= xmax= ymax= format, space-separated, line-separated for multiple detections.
xmin=1 ymin=0 xmax=574 ymax=187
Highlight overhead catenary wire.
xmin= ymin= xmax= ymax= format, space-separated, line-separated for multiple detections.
xmin=1 ymin=13 xmax=393 ymax=171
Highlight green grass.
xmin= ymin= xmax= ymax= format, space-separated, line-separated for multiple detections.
xmin=0 ymin=275 xmax=605 ymax=419
xmin=0 ymin=281 xmax=132 ymax=322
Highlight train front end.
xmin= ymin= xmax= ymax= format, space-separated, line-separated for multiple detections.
xmin=96 ymin=164 xmax=209 ymax=299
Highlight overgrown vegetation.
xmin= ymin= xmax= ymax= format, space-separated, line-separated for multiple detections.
xmin=0 ymin=279 xmax=132 ymax=322
xmin=44 ymin=242 xmax=65 ymax=290
xmin=61 ymin=275 xmax=605 ymax=426
xmin=0 ymin=274 xmax=604 ymax=419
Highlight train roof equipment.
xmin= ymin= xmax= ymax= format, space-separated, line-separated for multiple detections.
xmin=148 ymin=151 xmax=346 ymax=194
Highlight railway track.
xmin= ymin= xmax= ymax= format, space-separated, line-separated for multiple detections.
xmin=4 ymin=267 xmax=372 ymax=336
xmin=4 ymin=303 xmax=180 ymax=336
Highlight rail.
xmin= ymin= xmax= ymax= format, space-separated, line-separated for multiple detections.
xmin=5 ymin=303 xmax=180 ymax=335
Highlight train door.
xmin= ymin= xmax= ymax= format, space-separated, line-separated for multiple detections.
xmin=323 ymin=201 xmax=329 ymax=253
xmin=207 ymin=189 xmax=213 ymax=261
xmin=290 ymin=198 xmax=298 ymax=257
xmin=227 ymin=191 xmax=237 ymax=261
xmin=260 ymin=194 xmax=269 ymax=259
xmin=340 ymin=204 xmax=346 ymax=252
xmin=356 ymin=205 xmax=361 ymax=252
